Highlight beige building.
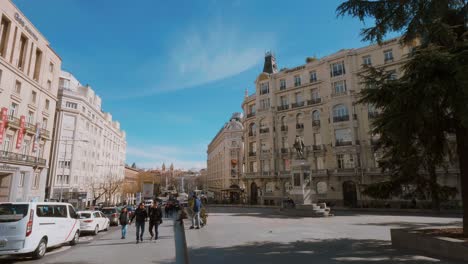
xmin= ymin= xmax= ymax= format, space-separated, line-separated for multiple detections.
xmin=207 ymin=113 xmax=244 ymax=202
xmin=123 ymin=165 xmax=139 ymax=205
xmin=48 ymin=71 xmax=126 ymax=207
xmin=0 ymin=0 xmax=61 ymax=202
xmin=242 ymin=38 xmax=460 ymax=206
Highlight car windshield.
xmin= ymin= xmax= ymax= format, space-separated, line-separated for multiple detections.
xmin=101 ymin=208 xmax=116 ymax=214
xmin=78 ymin=213 xmax=91 ymax=219
xmin=0 ymin=204 xmax=29 ymax=222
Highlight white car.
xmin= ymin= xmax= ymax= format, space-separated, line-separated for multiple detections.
xmin=77 ymin=211 xmax=110 ymax=235
xmin=0 ymin=202 xmax=80 ymax=259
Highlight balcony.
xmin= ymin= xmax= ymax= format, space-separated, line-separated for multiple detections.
xmin=296 ymin=123 xmax=304 ymax=130
xmin=335 ymin=140 xmax=353 ymax=147
xmin=248 ymin=151 xmax=257 ymax=157
xmin=331 ymin=90 xmax=348 ymax=97
xmin=333 ymin=115 xmax=349 ymax=123
xmin=0 ymin=150 xmax=46 ymax=167
xmin=261 ymin=171 xmax=271 ymax=177
xmin=277 ymin=105 xmax=289 ymax=111
xmin=291 ymin=102 xmax=305 ymax=109
xmin=261 ymin=149 xmax=271 ymax=156
xmin=312 ymin=169 xmax=328 ymax=176
xmin=247 ymin=112 xmax=256 ymax=118
xmin=312 ymin=120 xmax=320 ymax=127
xmin=244 ymin=172 xmax=258 ymax=179
xmin=307 ymin=98 xmax=322 ymax=105
xmin=259 ymin=128 xmax=270 ymax=134
xmin=281 ymin=125 xmax=288 ymax=132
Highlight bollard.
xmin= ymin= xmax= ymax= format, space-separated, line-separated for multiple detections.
xmin=174 ymin=210 xmax=189 ymax=264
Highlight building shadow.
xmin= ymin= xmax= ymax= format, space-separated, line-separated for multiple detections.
xmin=158 ymin=238 xmax=463 ymax=264
xmin=353 ymin=221 xmax=462 ymax=229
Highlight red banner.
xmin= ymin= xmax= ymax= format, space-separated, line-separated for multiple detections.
xmin=0 ymin=107 xmax=7 ymax=145
xmin=16 ymin=115 xmax=25 ymax=149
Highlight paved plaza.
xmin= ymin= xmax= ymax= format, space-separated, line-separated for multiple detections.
xmin=2 ymin=207 xmax=465 ymax=264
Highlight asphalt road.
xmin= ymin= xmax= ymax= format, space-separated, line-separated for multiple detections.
xmin=1 ymin=207 xmax=466 ymax=264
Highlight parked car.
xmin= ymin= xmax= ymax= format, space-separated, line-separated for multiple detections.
xmin=101 ymin=207 xmax=119 ymax=226
xmin=77 ymin=211 xmax=110 ymax=235
xmin=0 ymin=202 xmax=80 ymax=259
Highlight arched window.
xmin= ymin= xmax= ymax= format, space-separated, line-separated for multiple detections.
xmin=259 ymin=118 xmax=266 ymax=129
xmin=296 ymin=113 xmax=304 ymax=129
xmin=281 ymin=116 xmax=287 ymax=126
xmin=333 ymin=104 xmax=349 ymax=122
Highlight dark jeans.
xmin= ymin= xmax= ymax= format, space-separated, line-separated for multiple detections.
xmin=135 ymin=221 xmax=145 ymax=240
xmin=149 ymin=222 xmax=159 ymax=239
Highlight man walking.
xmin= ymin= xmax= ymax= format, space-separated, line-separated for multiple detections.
xmin=148 ymin=202 xmax=163 ymax=240
xmin=190 ymin=195 xmax=202 ymax=229
xmin=119 ymin=207 xmax=129 ymax=239
xmin=130 ymin=203 xmax=148 ymax=243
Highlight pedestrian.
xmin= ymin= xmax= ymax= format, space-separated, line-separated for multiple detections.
xmin=148 ymin=202 xmax=163 ymax=240
xmin=119 ymin=207 xmax=129 ymax=239
xmin=165 ymin=204 xmax=169 ymax=218
xmin=130 ymin=202 xmax=148 ymax=244
xmin=190 ymin=194 xmax=202 ymax=229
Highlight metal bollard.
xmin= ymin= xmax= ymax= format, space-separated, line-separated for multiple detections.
xmin=174 ymin=210 xmax=189 ymax=264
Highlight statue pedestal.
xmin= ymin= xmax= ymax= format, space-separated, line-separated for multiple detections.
xmin=289 ymin=159 xmax=312 ymax=205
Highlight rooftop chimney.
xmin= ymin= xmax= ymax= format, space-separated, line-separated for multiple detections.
xmin=263 ymin=51 xmax=278 ymax=74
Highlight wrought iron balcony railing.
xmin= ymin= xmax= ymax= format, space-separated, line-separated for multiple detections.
xmin=0 ymin=150 xmax=46 ymax=167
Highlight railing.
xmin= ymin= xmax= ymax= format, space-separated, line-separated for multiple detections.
xmin=247 ymin=112 xmax=256 ymax=118
xmin=333 ymin=115 xmax=349 ymax=122
xmin=0 ymin=150 xmax=46 ymax=166
xmin=280 ymin=85 xmax=286 ymax=91
xmin=277 ymin=105 xmax=289 ymax=111
xmin=281 ymin=125 xmax=288 ymax=132
xmin=261 ymin=171 xmax=271 ymax=176
xmin=296 ymin=123 xmax=304 ymax=129
xmin=261 ymin=149 xmax=271 ymax=154
xmin=312 ymin=120 xmax=320 ymax=127
xmin=335 ymin=140 xmax=353 ymax=146
xmin=248 ymin=151 xmax=257 ymax=157
xmin=331 ymin=90 xmax=348 ymax=97
xmin=244 ymin=172 xmax=258 ymax=178
xmin=259 ymin=128 xmax=270 ymax=134
xmin=312 ymin=169 xmax=328 ymax=176
xmin=307 ymin=98 xmax=322 ymax=105
xmin=291 ymin=102 xmax=305 ymax=108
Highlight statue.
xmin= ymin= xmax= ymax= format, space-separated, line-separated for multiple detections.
xmin=293 ymin=135 xmax=305 ymax=159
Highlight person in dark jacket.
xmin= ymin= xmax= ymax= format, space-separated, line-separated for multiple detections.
xmin=130 ymin=203 xmax=148 ymax=243
xmin=119 ymin=207 xmax=129 ymax=239
xmin=148 ymin=202 xmax=163 ymax=240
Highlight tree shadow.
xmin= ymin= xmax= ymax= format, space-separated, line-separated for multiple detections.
xmin=161 ymin=239 xmax=463 ymax=264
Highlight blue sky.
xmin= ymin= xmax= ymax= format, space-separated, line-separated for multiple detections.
xmin=14 ymin=0 xmax=388 ymax=170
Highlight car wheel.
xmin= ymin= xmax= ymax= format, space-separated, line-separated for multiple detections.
xmin=70 ymin=231 xmax=79 ymax=246
xmin=93 ymin=225 xmax=99 ymax=236
xmin=32 ymin=238 xmax=47 ymax=259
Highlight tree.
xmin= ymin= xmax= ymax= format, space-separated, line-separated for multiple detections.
xmin=131 ymin=162 xmax=136 ymax=169
xmin=88 ymin=179 xmax=106 ymax=206
xmin=337 ymin=0 xmax=468 ymax=234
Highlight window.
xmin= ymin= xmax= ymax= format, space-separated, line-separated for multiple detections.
xmin=45 ymin=99 xmax=50 ymax=110
xmin=9 ymin=103 xmax=18 ymax=117
xmin=309 ymin=71 xmax=317 ymax=82
xmin=337 ymin=154 xmax=355 ymax=169
xmin=311 ymin=89 xmax=320 ymax=100
xmin=56 ymin=175 xmax=70 ymax=185
xmin=31 ymin=91 xmax=37 ymax=104
xmin=33 ymin=173 xmax=39 ymax=189
xmin=312 ymin=110 xmax=320 ymax=126
xmin=295 ymin=92 xmax=303 ymax=103
xmin=280 ymin=95 xmax=288 ymax=106
xmin=388 ymin=70 xmax=397 ymax=80
xmin=27 ymin=111 xmax=34 ymax=124
xmin=32 ymin=48 xmax=43 ymax=81
xmin=18 ymin=35 xmax=28 ymax=70
xmin=261 ymin=159 xmax=270 ymax=172
xmin=19 ymin=172 xmax=25 ymax=187
xmin=15 ymin=81 xmax=21 ymax=94
xmin=248 ymin=104 xmax=256 ymax=115
xmin=362 ymin=55 xmax=372 ymax=66
xmin=59 ymin=78 xmax=70 ymax=90
xmin=296 ymin=113 xmax=304 ymax=129
xmin=332 ymin=80 xmax=347 ymax=95
xmin=330 ymin=61 xmax=346 ymax=77
xmin=249 ymin=123 xmax=257 ymax=136
xmin=47 ymin=80 xmax=52 ymax=90
xmin=68 ymin=206 xmax=77 ymax=219
xmin=0 ymin=16 xmax=11 ymax=58
xmin=260 ymin=82 xmax=269 ymax=95
xmin=333 ymin=104 xmax=349 ymax=122
xmin=280 ymin=79 xmax=286 ymax=90
xmin=384 ymin=50 xmax=394 ymax=62
xmin=337 ymin=154 xmax=345 ymax=169
xmin=294 ymin=75 xmax=301 ymax=87
xmin=293 ymin=173 xmax=301 ymax=186
xmin=335 ymin=128 xmax=352 ymax=144
xmin=259 ymin=98 xmax=270 ymax=110
xmin=65 ymin=102 xmax=77 ymax=109
xmin=250 ymin=161 xmax=257 ymax=173
xmin=42 ymin=118 xmax=47 ymax=129
xmin=49 ymin=62 xmax=54 ymax=73
xmin=36 ymin=205 xmax=67 ymax=218
xmin=2 ymin=135 xmax=11 ymax=152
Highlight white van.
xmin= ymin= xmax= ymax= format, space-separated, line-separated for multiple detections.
xmin=0 ymin=202 xmax=80 ymax=259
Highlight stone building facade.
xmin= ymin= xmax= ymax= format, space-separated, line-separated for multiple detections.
xmin=207 ymin=113 xmax=244 ymax=202
xmin=241 ymin=38 xmax=460 ymax=206
xmin=0 ymin=0 xmax=61 ymax=202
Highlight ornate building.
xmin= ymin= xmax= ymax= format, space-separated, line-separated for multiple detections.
xmin=241 ymin=39 xmax=460 ymax=206
xmin=207 ymin=113 xmax=244 ymax=202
